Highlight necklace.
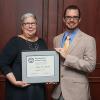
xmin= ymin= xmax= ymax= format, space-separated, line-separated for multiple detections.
xmin=18 ymin=34 xmax=39 ymax=50
xmin=25 ymin=39 xmax=39 ymax=50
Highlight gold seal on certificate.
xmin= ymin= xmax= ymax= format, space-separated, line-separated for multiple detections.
xmin=21 ymin=51 xmax=59 ymax=83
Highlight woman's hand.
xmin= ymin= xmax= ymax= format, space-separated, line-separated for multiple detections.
xmin=6 ymin=72 xmax=30 ymax=87
xmin=14 ymin=81 xmax=30 ymax=88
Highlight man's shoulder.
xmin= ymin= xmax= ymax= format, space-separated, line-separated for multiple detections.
xmin=79 ymin=30 xmax=95 ymax=40
xmin=54 ymin=32 xmax=64 ymax=39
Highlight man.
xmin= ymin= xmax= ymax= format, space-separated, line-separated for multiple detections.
xmin=52 ymin=5 xmax=96 ymax=100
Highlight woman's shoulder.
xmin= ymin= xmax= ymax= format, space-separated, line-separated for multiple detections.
xmin=38 ymin=38 xmax=47 ymax=45
xmin=38 ymin=38 xmax=48 ymax=49
xmin=6 ymin=36 xmax=22 ymax=46
xmin=2 ymin=36 xmax=20 ymax=51
xmin=38 ymin=38 xmax=45 ymax=42
xmin=10 ymin=35 xmax=20 ymax=41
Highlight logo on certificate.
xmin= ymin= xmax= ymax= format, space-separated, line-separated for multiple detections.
xmin=28 ymin=57 xmax=34 ymax=63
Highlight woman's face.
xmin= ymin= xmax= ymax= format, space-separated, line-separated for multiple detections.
xmin=22 ymin=16 xmax=37 ymax=38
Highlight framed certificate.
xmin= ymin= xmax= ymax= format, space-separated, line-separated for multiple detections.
xmin=21 ymin=51 xmax=59 ymax=83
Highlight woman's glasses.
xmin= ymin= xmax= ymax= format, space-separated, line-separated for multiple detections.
xmin=23 ymin=22 xmax=37 ymax=27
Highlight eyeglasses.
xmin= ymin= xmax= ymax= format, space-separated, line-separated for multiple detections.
xmin=23 ymin=22 xmax=37 ymax=27
xmin=65 ymin=16 xmax=80 ymax=20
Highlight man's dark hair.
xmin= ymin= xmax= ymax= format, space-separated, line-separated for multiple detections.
xmin=64 ymin=5 xmax=81 ymax=18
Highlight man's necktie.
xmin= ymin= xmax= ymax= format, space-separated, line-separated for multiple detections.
xmin=63 ymin=36 xmax=70 ymax=51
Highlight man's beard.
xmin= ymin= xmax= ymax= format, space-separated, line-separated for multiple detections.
xmin=67 ymin=26 xmax=78 ymax=30
xmin=66 ymin=21 xmax=79 ymax=30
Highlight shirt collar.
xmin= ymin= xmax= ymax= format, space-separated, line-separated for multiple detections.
xmin=61 ymin=28 xmax=79 ymax=47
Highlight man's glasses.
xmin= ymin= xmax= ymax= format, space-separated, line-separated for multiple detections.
xmin=65 ymin=16 xmax=80 ymax=20
xmin=23 ymin=22 xmax=37 ymax=27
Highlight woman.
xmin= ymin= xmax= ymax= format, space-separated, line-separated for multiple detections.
xmin=0 ymin=13 xmax=47 ymax=100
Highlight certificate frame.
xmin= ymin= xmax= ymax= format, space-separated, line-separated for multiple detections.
xmin=21 ymin=51 xmax=59 ymax=83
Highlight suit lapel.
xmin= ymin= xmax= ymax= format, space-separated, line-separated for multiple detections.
xmin=57 ymin=33 xmax=64 ymax=47
xmin=67 ymin=30 xmax=83 ymax=54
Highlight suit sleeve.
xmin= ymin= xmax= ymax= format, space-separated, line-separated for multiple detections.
xmin=63 ymin=37 xmax=96 ymax=73
xmin=53 ymin=37 xmax=57 ymax=48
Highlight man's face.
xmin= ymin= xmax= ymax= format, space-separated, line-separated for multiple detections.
xmin=63 ymin=9 xmax=81 ymax=30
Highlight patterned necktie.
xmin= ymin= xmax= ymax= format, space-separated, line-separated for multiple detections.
xmin=63 ymin=36 xmax=70 ymax=51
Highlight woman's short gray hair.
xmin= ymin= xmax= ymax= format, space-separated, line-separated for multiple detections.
xmin=21 ymin=13 xmax=37 ymax=24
